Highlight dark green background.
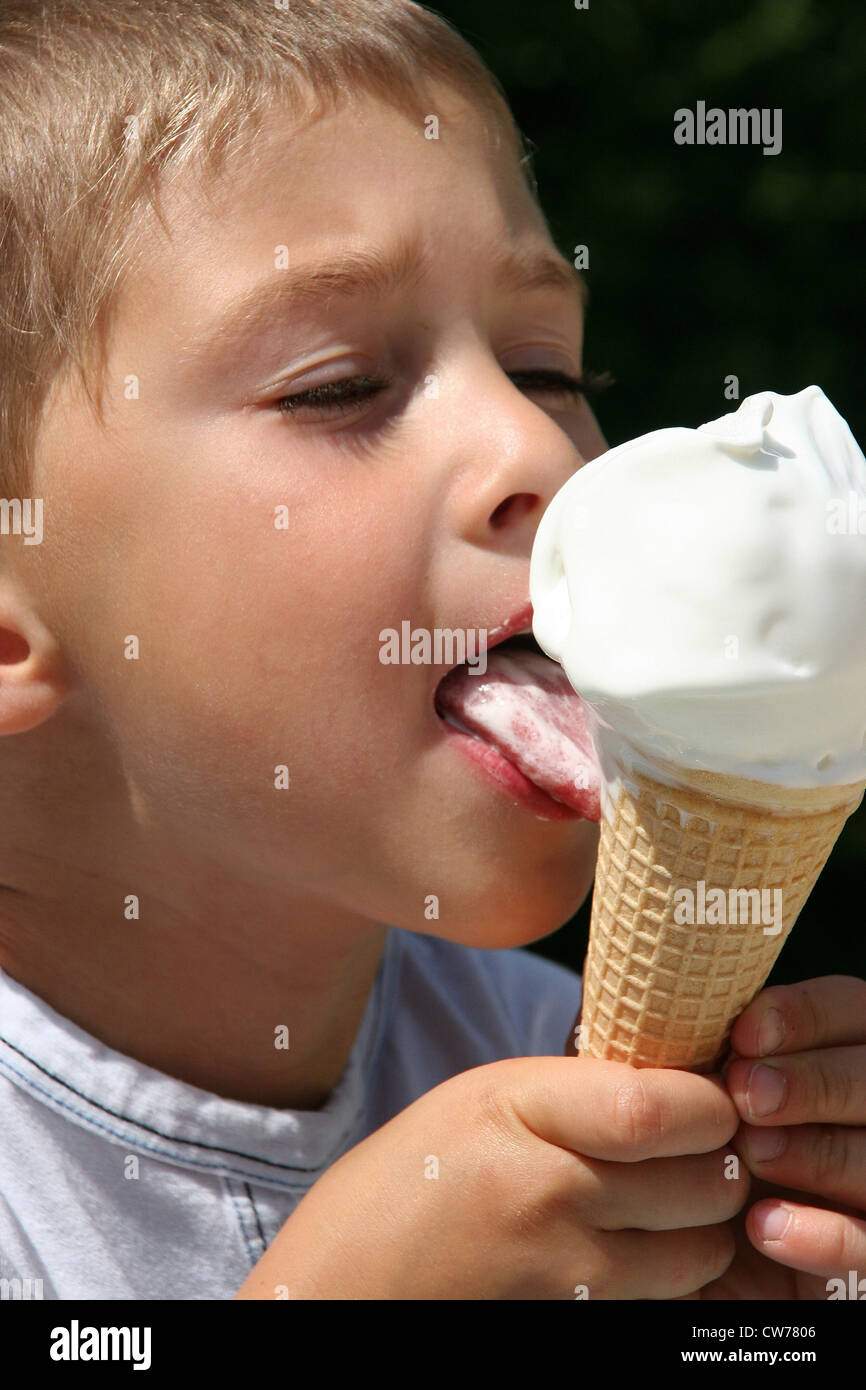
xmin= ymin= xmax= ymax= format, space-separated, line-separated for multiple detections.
xmin=433 ymin=0 xmax=866 ymax=987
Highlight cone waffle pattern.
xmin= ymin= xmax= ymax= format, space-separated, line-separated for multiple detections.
xmin=579 ymin=769 xmax=863 ymax=1071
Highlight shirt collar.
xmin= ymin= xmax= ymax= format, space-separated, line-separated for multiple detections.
xmin=0 ymin=929 xmax=396 ymax=1191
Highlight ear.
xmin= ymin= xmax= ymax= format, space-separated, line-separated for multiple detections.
xmin=0 ymin=581 xmax=72 ymax=734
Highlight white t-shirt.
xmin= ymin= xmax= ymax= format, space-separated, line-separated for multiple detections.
xmin=0 ymin=927 xmax=581 ymax=1300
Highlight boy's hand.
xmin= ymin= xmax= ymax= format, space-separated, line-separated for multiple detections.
xmin=235 ymin=1056 xmax=747 ymax=1300
xmin=695 ymin=975 xmax=866 ymax=1300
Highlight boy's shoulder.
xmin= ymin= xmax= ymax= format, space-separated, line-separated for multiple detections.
xmin=387 ymin=927 xmax=581 ymax=1065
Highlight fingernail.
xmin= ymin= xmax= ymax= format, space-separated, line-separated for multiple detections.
xmin=744 ymin=1123 xmax=787 ymax=1161
xmin=755 ymin=1203 xmax=792 ymax=1242
xmin=757 ymin=1007 xmax=785 ymax=1056
xmin=746 ymin=1063 xmax=787 ymax=1117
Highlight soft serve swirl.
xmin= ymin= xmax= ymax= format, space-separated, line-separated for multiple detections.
xmin=530 ymin=386 xmax=866 ymax=787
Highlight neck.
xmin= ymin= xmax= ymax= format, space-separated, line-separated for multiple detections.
xmin=0 ymin=883 xmax=387 ymax=1109
xmin=0 ymin=701 xmax=387 ymax=1109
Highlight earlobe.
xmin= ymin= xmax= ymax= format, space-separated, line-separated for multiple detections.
xmin=0 ymin=587 xmax=72 ymax=735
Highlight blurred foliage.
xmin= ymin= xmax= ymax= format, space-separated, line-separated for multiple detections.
xmin=432 ymin=0 xmax=866 ymax=986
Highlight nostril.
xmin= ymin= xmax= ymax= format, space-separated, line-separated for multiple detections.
xmin=489 ymin=492 xmax=538 ymax=530
xmin=0 ymin=630 xmax=29 ymax=664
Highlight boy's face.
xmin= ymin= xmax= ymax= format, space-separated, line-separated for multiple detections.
xmin=32 ymin=86 xmax=604 ymax=946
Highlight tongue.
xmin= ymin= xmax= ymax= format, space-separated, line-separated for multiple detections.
xmin=436 ymin=649 xmax=602 ymax=821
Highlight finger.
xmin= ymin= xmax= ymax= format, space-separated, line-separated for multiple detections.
xmin=576 ymin=1146 xmax=750 ymax=1232
xmin=735 ymin=1121 xmax=866 ymax=1212
xmin=726 ymin=1046 xmax=866 ymax=1126
xmin=735 ymin=1171 xmax=864 ymax=1223
xmin=506 ymin=1055 xmax=739 ymax=1161
xmin=747 ymin=1199 xmax=866 ymax=1282
xmin=585 ymin=1223 xmax=736 ymax=1300
xmin=729 ymin=975 xmax=866 ymax=1059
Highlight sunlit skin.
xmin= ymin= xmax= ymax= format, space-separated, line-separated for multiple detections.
xmin=695 ymin=977 xmax=866 ymax=1300
xmin=2 ymin=86 xmax=863 ymax=1300
xmin=0 ymin=87 xmax=604 ymax=1111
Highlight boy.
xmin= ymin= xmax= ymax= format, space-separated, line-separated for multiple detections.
xmin=0 ymin=0 xmax=863 ymax=1301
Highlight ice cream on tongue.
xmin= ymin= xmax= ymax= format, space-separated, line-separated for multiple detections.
xmin=435 ymin=648 xmax=601 ymax=820
xmin=530 ymin=385 xmax=866 ymax=791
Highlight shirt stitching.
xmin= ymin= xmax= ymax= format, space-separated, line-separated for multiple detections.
xmin=0 ymin=1054 xmax=318 ymax=1190
xmin=227 ymin=1181 xmax=264 ymax=1268
xmin=0 ymin=1033 xmax=357 ymax=1176
xmin=0 ymin=929 xmax=396 ymax=1181
xmin=244 ymin=1182 xmax=268 ymax=1251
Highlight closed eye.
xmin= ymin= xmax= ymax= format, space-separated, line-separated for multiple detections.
xmin=275 ymin=368 xmax=613 ymax=419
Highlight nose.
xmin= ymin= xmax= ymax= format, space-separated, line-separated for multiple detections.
xmin=441 ymin=349 xmax=608 ymax=552
xmin=488 ymin=492 xmax=537 ymax=531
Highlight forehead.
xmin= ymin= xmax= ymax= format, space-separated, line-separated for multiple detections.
xmin=132 ymin=85 xmax=544 ymax=277
xmin=103 ymin=88 xmax=576 ymax=383
xmin=229 ymin=82 xmax=532 ymax=206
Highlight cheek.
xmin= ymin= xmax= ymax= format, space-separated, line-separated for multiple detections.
xmin=44 ymin=408 xmax=436 ymax=849
xmin=76 ymin=488 xmax=429 ymax=809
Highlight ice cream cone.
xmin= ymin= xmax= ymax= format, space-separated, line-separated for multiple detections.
xmin=578 ymin=757 xmax=865 ymax=1071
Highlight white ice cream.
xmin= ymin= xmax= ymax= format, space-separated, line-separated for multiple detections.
xmin=530 ymin=386 xmax=866 ymax=788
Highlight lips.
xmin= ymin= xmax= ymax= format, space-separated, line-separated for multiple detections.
xmin=434 ymin=628 xmax=602 ymax=822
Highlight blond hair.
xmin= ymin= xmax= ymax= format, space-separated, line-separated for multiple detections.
xmin=0 ymin=0 xmax=535 ymax=499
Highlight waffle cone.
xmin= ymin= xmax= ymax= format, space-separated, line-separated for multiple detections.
xmin=578 ymin=760 xmax=864 ymax=1071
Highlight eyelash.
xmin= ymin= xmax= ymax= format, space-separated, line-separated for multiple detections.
xmin=275 ymin=368 xmax=614 ymax=419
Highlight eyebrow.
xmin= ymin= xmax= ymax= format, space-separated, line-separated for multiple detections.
xmin=182 ymin=231 xmax=588 ymax=364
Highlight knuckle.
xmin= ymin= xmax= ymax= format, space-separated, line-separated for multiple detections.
xmin=834 ymin=1059 xmax=855 ymax=1117
xmin=470 ymin=1062 xmax=524 ymax=1144
xmin=612 ymin=1073 xmax=665 ymax=1154
xmin=827 ymin=974 xmax=866 ymax=1012
xmin=794 ymin=982 xmax=827 ymax=1045
xmin=811 ymin=1125 xmax=851 ymax=1186
xmin=788 ymin=974 xmax=866 ymax=1043
xmin=811 ymin=1060 xmax=832 ymax=1116
xmin=465 ymin=1067 xmax=541 ymax=1209
xmin=810 ymin=1055 xmax=853 ymax=1120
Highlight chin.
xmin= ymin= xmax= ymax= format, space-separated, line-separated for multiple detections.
xmin=419 ymin=865 xmax=595 ymax=951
